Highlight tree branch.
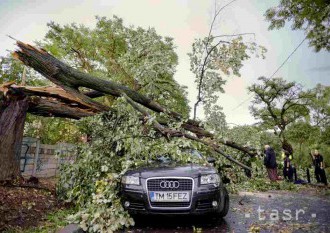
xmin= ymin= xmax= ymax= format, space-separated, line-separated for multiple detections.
xmin=213 ymin=33 xmax=256 ymax=39
xmin=123 ymin=93 xmax=252 ymax=170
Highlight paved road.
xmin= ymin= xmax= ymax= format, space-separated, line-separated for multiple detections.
xmin=125 ymin=189 xmax=330 ymax=233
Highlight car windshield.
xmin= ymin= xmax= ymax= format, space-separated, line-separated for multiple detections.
xmin=155 ymin=149 xmax=203 ymax=164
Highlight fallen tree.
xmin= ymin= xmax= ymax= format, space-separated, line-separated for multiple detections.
xmin=0 ymin=40 xmax=257 ymax=179
xmin=13 ymin=41 xmax=257 ymax=155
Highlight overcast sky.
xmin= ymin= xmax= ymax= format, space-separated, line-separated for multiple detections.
xmin=1 ymin=0 xmax=329 ymax=125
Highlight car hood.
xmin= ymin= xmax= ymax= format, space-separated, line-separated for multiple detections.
xmin=125 ymin=162 xmax=216 ymax=178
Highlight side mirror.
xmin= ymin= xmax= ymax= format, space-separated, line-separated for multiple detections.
xmin=207 ymin=157 xmax=216 ymax=164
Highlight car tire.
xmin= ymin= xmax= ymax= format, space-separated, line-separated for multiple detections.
xmin=217 ymin=186 xmax=229 ymax=218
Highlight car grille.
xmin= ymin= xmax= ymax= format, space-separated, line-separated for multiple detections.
xmin=147 ymin=178 xmax=193 ymax=191
xmin=151 ymin=202 xmax=190 ymax=208
xmin=129 ymin=201 xmax=145 ymax=210
xmin=196 ymin=200 xmax=213 ymax=210
xmin=147 ymin=177 xmax=193 ymax=209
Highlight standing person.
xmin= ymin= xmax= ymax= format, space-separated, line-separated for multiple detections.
xmin=312 ymin=150 xmax=327 ymax=185
xmin=264 ymin=145 xmax=278 ymax=181
xmin=281 ymin=150 xmax=297 ymax=182
xmin=283 ymin=151 xmax=293 ymax=182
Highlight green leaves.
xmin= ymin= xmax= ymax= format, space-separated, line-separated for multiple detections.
xmin=248 ymin=77 xmax=312 ymax=136
xmin=189 ymin=32 xmax=266 ymax=122
xmin=309 ymin=84 xmax=330 ymax=128
xmin=265 ymin=0 xmax=330 ymax=52
xmin=41 ymin=16 xmax=189 ymax=116
xmin=286 ymin=121 xmax=318 ymax=145
xmin=58 ymin=102 xmax=207 ymax=232
xmin=0 ymin=56 xmax=48 ymax=86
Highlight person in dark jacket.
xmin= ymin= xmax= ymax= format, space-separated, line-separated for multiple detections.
xmin=283 ymin=151 xmax=293 ymax=182
xmin=264 ymin=145 xmax=278 ymax=181
xmin=312 ymin=150 xmax=327 ymax=185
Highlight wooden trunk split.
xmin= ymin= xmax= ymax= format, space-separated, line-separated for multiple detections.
xmin=0 ymin=96 xmax=29 ymax=180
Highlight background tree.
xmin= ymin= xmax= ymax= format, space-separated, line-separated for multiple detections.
xmin=286 ymin=121 xmax=318 ymax=155
xmin=0 ymin=56 xmax=46 ymax=86
xmin=265 ymin=0 xmax=330 ymax=52
xmin=308 ymin=84 xmax=330 ymax=128
xmin=188 ymin=0 xmax=266 ymax=121
xmin=248 ymin=77 xmax=313 ymax=153
xmin=320 ymin=126 xmax=330 ymax=145
xmin=204 ymin=105 xmax=227 ymax=136
xmin=24 ymin=115 xmax=83 ymax=144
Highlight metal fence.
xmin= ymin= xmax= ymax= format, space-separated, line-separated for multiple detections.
xmin=20 ymin=137 xmax=76 ymax=178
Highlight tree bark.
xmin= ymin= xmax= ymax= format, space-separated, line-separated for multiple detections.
xmin=12 ymin=85 xmax=107 ymax=111
xmin=0 ymin=83 xmax=103 ymax=120
xmin=28 ymin=96 xmax=96 ymax=119
xmin=0 ymin=94 xmax=29 ymax=180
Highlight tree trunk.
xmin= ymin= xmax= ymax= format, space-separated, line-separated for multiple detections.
xmin=282 ymin=139 xmax=293 ymax=155
xmin=0 ymin=95 xmax=29 ymax=180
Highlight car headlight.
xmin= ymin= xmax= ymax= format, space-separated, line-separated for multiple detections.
xmin=122 ymin=176 xmax=140 ymax=185
xmin=200 ymin=174 xmax=220 ymax=186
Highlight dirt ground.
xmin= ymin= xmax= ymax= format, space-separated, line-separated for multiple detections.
xmin=128 ymin=187 xmax=330 ymax=233
xmin=0 ymin=178 xmax=60 ymax=232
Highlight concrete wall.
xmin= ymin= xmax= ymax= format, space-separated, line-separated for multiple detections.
xmin=20 ymin=137 xmax=76 ymax=178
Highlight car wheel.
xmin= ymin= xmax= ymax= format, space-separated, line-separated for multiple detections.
xmin=217 ymin=186 xmax=229 ymax=218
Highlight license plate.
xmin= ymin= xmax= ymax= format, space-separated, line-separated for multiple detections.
xmin=149 ymin=191 xmax=190 ymax=202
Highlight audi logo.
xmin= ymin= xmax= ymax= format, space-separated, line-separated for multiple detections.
xmin=160 ymin=180 xmax=180 ymax=189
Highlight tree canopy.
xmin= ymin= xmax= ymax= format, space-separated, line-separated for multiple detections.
xmin=265 ymin=0 xmax=330 ymax=52
xmin=248 ymin=77 xmax=314 ymax=152
xmin=41 ymin=16 xmax=190 ymax=116
xmin=308 ymin=84 xmax=330 ymax=128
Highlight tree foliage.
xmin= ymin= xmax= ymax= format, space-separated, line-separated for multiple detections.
xmin=41 ymin=16 xmax=190 ymax=116
xmin=0 ymin=56 xmax=46 ymax=86
xmin=285 ymin=120 xmax=330 ymax=167
xmin=286 ymin=121 xmax=318 ymax=150
xmin=189 ymin=33 xmax=266 ymax=123
xmin=265 ymin=0 xmax=330 ymax=52
xmin=59 ymin=100 xmax=205 ymax=232
xmin=308 ymin=84 xmax=330 ymax=128
xmin=24 ymin=115 xmax=83 ymax=144
xmin=248 ymin=77 xmax=313 ymax=145
xmin=188 ymin=1 xmax=267 ymax=122
xmin=248 ymin=77 xmax=330 ymax=168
